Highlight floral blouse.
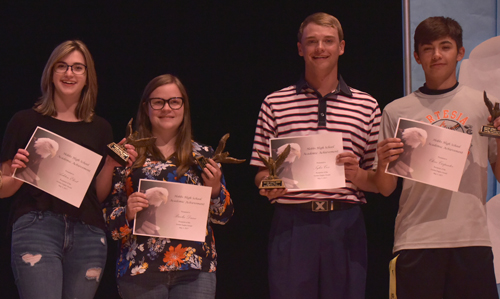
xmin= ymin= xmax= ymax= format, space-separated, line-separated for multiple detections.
xmin=104 ymin=141 xmax=233 ymax=279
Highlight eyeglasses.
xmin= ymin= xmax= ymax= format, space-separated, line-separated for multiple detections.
xmin=54 ymin=62 xmax=87 ymax=75
xmin=148 ymin=97 xmax=184 ymax=110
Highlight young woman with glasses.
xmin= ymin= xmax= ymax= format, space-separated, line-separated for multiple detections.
xmin=0 ymin=40 xmax=136 ymax=298
xmin=105 ymin=74 xmax=233 ymax=299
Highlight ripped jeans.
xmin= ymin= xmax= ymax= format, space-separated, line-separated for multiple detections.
xmin=11 ymin=211 xmax=107 ymax=299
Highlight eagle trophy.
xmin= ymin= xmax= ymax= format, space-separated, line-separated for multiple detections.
xmin=107 ymin=118 xmax=157 ymax=166
xmin=256 ymin=144 xmax=291 ymax=189
xmin=479 ymin=91 xmax=500 ymax=138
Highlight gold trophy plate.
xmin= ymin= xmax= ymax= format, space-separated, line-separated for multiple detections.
xmin=479 ymin=125 xmax=500 ymax=138
xmin=259 ymin=178 xmax=286 ymax=189
xmin=107 ymin=143 xmax=130 ymax=166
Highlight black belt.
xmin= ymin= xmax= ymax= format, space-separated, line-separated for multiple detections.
xmin=277 ymin=201 xmax=357 ymax=212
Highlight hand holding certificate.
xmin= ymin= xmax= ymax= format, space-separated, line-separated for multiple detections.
xmin=13 ymin=127 xmax=102 ymax=207
xmin=386 ymin=118 xmax=472 ymax=192
xmin=134 ymin=179 xmax=212 ymax=242
xmin=267 ymin=133 xmax=346 ymax=191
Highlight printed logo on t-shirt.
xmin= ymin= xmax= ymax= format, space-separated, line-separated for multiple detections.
xmin=425 ymin=110 xmax=473 ymax=135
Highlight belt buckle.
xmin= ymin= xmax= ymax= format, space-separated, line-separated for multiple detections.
xmin=311 ymin=201 xmax=329 ymax=212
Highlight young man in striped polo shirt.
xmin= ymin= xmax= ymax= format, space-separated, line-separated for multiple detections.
xmin=250 ymin=12 xmax=381 ymax=299
xmin=375 ymin=17 xmax=499 ymax=299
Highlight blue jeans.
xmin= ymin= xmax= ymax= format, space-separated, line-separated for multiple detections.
xmin=117 ymin=272 xmax=216 ymax=299
xmin=11 ymin=211 xmax=107 ymax=299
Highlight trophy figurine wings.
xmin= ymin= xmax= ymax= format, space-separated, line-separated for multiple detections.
xmin=195 ymin=133 xmax=246 ymax=169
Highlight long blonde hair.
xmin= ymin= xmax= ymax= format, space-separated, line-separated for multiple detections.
xmin=133 ymin=74 xmax=193 ymax=177
xmin=35 ymin=40 xmax=98 ymax=122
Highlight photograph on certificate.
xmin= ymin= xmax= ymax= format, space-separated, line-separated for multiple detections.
xmin=134 ymin=179 xmax=212 ymax=242
xmin=13 ymin=126 xmax=102 ymax=207
xmin=386 ymin=118 xmax=472 ymax=191
xmin=269 ymin=133 xmax=345 ymax=191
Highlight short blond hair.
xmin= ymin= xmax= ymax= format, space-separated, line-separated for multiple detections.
xmin=35 ymin=40 xmax=97 ymax=122
xmin=298 ymin=12 xmax=344 ymax=42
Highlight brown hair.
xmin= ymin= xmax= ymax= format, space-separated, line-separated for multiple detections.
xmin=414 ymin=16 xmax=463 ymax=53
xmin=133 ymin=74 xmax=193 ymax=177
xmin=35 ymin=40 xmax=97 ymax=122
xmin=298 ymin=12 xmax=344 ymax=42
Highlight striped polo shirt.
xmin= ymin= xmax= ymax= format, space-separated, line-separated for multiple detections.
xmin=250 ymin=75 xmax=381 ymax=204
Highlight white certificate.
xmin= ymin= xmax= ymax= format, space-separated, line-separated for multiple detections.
xmin=134 ymin=179 xmax=212 ymax=242
xmin=269 ymin=133 xmax=345 ymax=191
xmin=13 ymin=127 xmax=102 ymax=207
xmin=386 ymin=118 xmax=473 ymax=192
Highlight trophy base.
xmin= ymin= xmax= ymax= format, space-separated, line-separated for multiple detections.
xmin=259 ymin=179 xmax=286 ymax=189
xmin=106 ymin=143 xmax=130 ymax=167
xmin=479 ymin=125 xmax=500 ymax=138
xmin=195 ymin=156 xmax=209 ymax=169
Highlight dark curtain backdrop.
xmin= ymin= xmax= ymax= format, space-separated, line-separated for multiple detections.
xmin=0 ymin=1 xmax=402 ymax=298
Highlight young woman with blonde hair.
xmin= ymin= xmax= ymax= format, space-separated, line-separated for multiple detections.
xmin=0 ymin=40 xmax=135 ymax=298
